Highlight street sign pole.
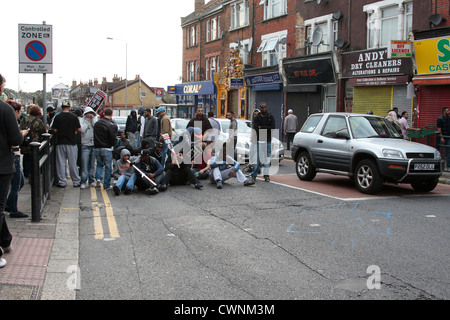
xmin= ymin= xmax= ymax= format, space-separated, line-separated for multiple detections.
xmin=42 ymin=21 xmax=47 ymax=128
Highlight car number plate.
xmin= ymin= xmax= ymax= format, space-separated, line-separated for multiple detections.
xmin=414 ymin=163 xmax=435 ymax=170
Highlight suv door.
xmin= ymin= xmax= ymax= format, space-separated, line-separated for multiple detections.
xmin=313 ymin=115 xmax=351 ymax=171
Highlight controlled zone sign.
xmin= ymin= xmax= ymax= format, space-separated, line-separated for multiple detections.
xmin=19 ymin=24 xmax=53 ymax=73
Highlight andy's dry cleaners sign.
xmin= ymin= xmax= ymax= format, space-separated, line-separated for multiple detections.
xmin=342 ymin=48 xmax=412 ymax=86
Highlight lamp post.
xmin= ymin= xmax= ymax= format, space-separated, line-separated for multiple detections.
xmin=107 ymin=37 xmax=128 ymax=109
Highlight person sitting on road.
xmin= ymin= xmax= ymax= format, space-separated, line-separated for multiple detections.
xmin=159 ymin=151 xmax=203 ymax=192
xmin=208 ymin=143 xmax=247 ymax=189
xmin=135 ymin=149 xmax=164 ymax=195
xmin=113 ymin=148 xmax=139 ymax=196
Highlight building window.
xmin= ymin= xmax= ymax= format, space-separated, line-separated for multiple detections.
xmin=188 ymin=25 xmax=197 ymax=47
xmin=305 ymin=14 xmax=336 ymax=54
xmin=230 ymin=0 xmax=249 ymax=30
xmin=187 ymin=61 xmax=196 ymax=82
xmin=258 ymin=31 xmax=287 ymax=67
xmin=210 ymin=57 xmax=216 ymax=80
xmin=262 ymin=0 xmax=287 ymax=20
xmin=364 ymin=0 xmax=413 ymax=49
xmin=206 ymin=20 xmax=210 ymax=42
xmin=205 ymin=58 xmax=209 ymax=80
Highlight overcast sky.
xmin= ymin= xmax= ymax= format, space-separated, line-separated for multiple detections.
xmin=1 ymin=0 xmax=195 ymax=93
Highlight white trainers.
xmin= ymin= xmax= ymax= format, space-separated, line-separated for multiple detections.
xmin=80 ymin=184 xmax=86 ymax=189
xmin=0 ymin=258 xmax=6 ymax=268
xmin=90 ymin=182 xmax=97 ymax=188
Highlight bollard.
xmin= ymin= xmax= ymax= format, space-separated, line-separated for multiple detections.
xmin=30 ymin=142 xmax=41 ymax=222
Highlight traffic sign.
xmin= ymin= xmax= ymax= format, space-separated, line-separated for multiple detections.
xmin=19 ymin=23 xmax=53 ymax=73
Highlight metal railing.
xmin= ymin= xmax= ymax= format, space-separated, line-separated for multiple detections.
xmin=438 ymin=134 xmax=450 ymax=170
xmin=30 ymin=133 xmax=56 ymax=222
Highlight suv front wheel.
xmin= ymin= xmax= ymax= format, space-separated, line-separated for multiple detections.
xmin=296 ymin=151 xmax=317 ymax=181
xmin=354 ymin=159 xmax=383 ymax=194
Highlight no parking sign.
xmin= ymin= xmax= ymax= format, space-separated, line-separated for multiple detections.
xmin=19 ymin=24 xmax=53 ymax=73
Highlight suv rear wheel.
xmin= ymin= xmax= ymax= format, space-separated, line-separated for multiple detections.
xmin=296 ymin=151 xmax=316 ymax=181
xmin=354 ymin=159 xmax=383 ymax=194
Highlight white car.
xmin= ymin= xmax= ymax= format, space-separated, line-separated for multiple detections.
xmin=113 ymin=116 xmax=127 ymax=133
xmin=170 ymin=117 xmax=285 ymax=163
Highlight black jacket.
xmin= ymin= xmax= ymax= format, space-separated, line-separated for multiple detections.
xmin=253 ymin=112 xmax=275 ymax=141
xmin=125 ymin=114 xmax=138 ymax=133
xmin=0 ymin=100 xmax=23 ymax=174
xmin=94 ymin=117 xmax=117 ymax=148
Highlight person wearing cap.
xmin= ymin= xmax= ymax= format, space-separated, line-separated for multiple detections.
xmin=79 ymin=107 xmax=98 ymax=189
xmin=50 ymin=101 xmax=81 ymax=188
xmin=284 ymin=109 xmax=298 ymax=151
xmin=156 ymin=106 xmax=173 ymax=166
xmin=135 ymin=149 xmax=164 ymax=195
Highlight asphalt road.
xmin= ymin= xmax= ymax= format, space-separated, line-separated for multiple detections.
xmin=76 ymin=160 xmax=450 ymax=301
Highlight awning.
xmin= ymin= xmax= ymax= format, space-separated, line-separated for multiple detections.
xmin=412 ymin=74 xmax=450 ymax=85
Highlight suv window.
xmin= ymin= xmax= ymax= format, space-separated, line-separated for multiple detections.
xmin=349 ymin=116 xmax=402 ymax=138
xmin=300 ymin=115 xmax=323 ymax=133
xmin=321 ymin=116 xmax=348 ymax=138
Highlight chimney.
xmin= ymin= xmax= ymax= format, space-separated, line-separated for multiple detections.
xmin=72 ymin=80 xmax=77 ymax=88
xmin=195 ymin=0 xmax=205 ymax=12
xmin=102 ymin=77 xmax=107 ymax=83
xmin=135 ymin=74 xmax=140 ymax=79
xmin=94 ymin=78 xmax=98 ymax=86
xmin=112 ymin=74 xmax=119 ymax=82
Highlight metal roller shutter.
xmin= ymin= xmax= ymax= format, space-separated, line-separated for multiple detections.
xmin=418 ymin=85 xmax=450 ymax=128
xmin=393 ymin=86 xmax=413 ymax=126
xmin=353 ymin=86 xmax=392 ymax=116
xmin=417 ymin=85 xmax=450 ymax=148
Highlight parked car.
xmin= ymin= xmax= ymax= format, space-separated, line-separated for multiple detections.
xmin=214 ymin=118 xmax=284 ymax=163
xmin=113 ymin=116 xmax=127 ymax=133
xmin=291 ymin=113 xmax=443 ymax=194
xmin=170 ymin=118 xmax=285 ymax=163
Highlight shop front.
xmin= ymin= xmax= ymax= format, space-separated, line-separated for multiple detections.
xmin=244 ymin=67 xmax=284 ymax=135
xmin=341 ymin=48 xmax=413 ymax=118
xmin=172 ymin=80 xmax=217 ymax=118
xmin=283 ymin=54 xmax=336 ymax=128
xmin=412 ymin=33 xmax=450 ymax=132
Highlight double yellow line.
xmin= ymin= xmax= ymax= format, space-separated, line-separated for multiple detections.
xmin=90 ymin=187 xmax=120 ymax=240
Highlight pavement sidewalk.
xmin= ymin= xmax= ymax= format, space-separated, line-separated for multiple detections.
xmin=0 ymin=179 xmax=80 ymax=300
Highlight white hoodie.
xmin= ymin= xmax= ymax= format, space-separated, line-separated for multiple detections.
xmin=80 ymin=107 xmax=98 ymax=146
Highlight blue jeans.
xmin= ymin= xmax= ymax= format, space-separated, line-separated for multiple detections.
xmin=95 ymin=148 xmax=113 ymax=189
xmin=81 ymin=145 xmax=96 ymax=185
xmin=6 ymin=155 xmax=25 ymax=214
xmin=250 ymin=142 xmax=271 ymax=177
xmin=160 ymin=144 xmax=169 ymax=166
xmin=116 ymin=173 xmax=137 ymax=191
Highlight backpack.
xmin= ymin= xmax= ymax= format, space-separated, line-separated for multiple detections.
xmin=20 ymin=117 xmax=40 ymax=148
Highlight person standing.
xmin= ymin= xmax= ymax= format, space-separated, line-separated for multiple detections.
xmin=143 ymin=109 xmax=158 ymax=148
xmin=398 ymin=111 xmax=420 ymax=140
xmin=437 ymin=107 xmax=450 ymax=169
xmin=50 ymin=101 xmax=81 ymax=188
xmin=186 ymin=107 xmax=212 ymax=135
xmin=246 ymin=102 xmax=275 ymax=184
xmin=156 ymin=107 xmax=172 ymax=166
xmin=0 ymin=74 xmax=26 ymax=267
xmin=5 ymin=100 xmax=28 ymax=218
xmin=125 ymin=110 xmax=139 ymax=148
xmin=94 ymin=108 xmax=117 ymax=190
xmin=226 ymin=110 xmax=238 ymax=160
xmin=284 ymin=109 xmax=298 ymax=151
xmin=19 ymin=105 xmax=47 ymax=178
xmin=79 ymin=107 xmax=98 ymax=189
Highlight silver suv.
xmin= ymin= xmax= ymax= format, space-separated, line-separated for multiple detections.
xmin=291 ymin=113 xmax=443 ymax=194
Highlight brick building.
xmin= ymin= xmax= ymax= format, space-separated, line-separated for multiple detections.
xmin=177 ymin=0 xmax=450 ymax=138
